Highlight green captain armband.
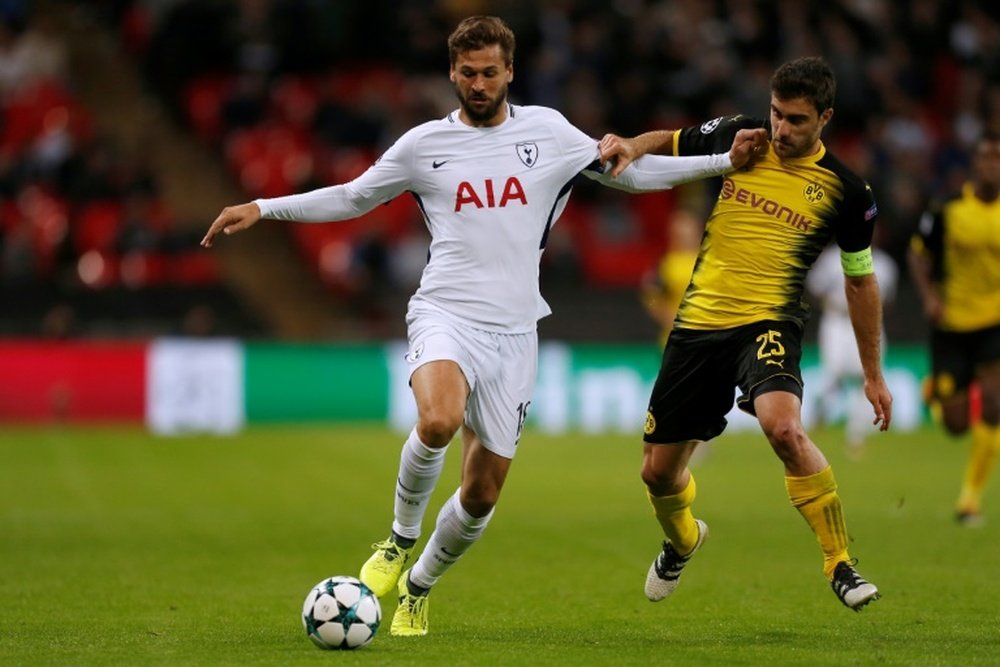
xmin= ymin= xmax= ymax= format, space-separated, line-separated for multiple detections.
xmin=840 ymin=247 xmax=874 ymax=276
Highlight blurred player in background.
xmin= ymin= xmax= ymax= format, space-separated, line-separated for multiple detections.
xmin=908 ymin=132 xmax=1000 ymax=527
xmin=641 ymin=208 xmax=703 ymax=349
xmin=202 ymin=16 xmax=764 ymax=636
xmin=806 ymin=240 xmax=897 ymax=458
xmin=601 ymin=56 xmax=891 ymax=611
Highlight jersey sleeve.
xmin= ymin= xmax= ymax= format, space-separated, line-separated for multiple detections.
xmin=674 ymin=115 xmax=766 ymax=156
xmin=833 ymin=176 xmax=878 ymax=253
xmin=545 ymin=108 xmax=602 ymax=173
xmin=911 ymin=201 xmax=946 ymax=282
xmin=583 ymin=152 xmax=733 ymax=191
xmin=912 ymin=202 xmax=944 ymax=259
xmin=256 ymin=130 xmax=416 ymax=222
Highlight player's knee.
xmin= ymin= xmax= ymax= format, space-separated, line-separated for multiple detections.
xmin=640 ymin=460 xmax=681 ymax=495
xmin=942 ymin=413 xmax=970 ymax=436
xmin=762 ymin=418 xmax=807 ymax=457
xmin=459 ymin=486 xmax=498 ymax=518
xmin=416 ymin=412 xmax=462 ymax=446
xmin=940 ymin=399 xmax=971 ymax=435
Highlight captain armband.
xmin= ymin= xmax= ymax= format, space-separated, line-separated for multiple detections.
xmin=840 ymin=247 xmax=874 ymax=277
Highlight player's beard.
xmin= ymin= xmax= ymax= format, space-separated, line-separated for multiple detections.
xmin=771 ymin=135 xmax=804 ymax=158
xmin=456 ymin=83 xmax=508 ymax=124
xmin=771 ymin=126 xmax=821 ymax=159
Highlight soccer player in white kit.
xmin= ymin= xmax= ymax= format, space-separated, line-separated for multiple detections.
xmin=202 ymin=15 xmax=766 ymax=636
xmin=806 ymin=243 xmax=897 ymax=455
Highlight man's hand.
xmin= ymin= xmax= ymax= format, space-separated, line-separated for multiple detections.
xmin=600 ymin=127 xmax=768 ymax=178
xmin=201 ymin=202 xmax=262 ymax=248
xmin=729 ymin=128 xmax=769 ymax=169
xmin=864 ymin=374 xmax=893 ymax=431
xmin=598 ymin=133 xmax=640 ymax=178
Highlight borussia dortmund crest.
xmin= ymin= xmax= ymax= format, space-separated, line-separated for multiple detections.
xmin=644 ymin=411 xmax=656 ymax=435
xmin=803 ymin=181 xmax=825 ymax=204
xmin=516 ymin=142 xmax=539 ymax=167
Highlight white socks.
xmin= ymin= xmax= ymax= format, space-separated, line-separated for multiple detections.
xmin=410 ymin=488 xmax=493 ymax=591
xmin=391 ymin=428 xmax=448 ymax=541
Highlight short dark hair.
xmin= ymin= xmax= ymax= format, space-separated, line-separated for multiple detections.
xmin=447 ymin=16 xmax=515 ymax=66
xmin=770 ymin=57 xmax=836 ymax=114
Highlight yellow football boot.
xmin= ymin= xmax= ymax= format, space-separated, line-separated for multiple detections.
xmin=390 ymin=569 xmax=429 ymax=637
xmin=359 ymin=539 xmax=413 ymax=598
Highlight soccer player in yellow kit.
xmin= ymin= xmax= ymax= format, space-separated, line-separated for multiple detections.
xmin=600 ymin=56 xmax=892 ymax=611
xmin=641 ymin=209 xmax=703 ymax=349
xmin=909 ymin=133 xmax=1000 ymax=526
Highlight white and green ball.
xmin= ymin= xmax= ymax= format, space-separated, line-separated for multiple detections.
xmin=302 ymin=576 xmax=381 ymax=650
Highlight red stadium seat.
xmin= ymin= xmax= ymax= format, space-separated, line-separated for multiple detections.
xmin=7 ymin=186 xmax=70 ymax=276
xmin=226 ymin=122 xmax=315 ymax=198
xmin=171 ymin=251 xmax=220 ymax=285
xmin=270 ymin=76 xmax=319 ymax=130
xmin=183 ymin=74 xmax=235 ymax=143
xmin=1 ymin=79 xmax=93 ymax=154
xmin=73 ymin=201 xmax=124 ymax=253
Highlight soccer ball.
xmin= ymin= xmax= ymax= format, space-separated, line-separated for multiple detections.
xmin=302 ymin=576 xmax=381 ymax=650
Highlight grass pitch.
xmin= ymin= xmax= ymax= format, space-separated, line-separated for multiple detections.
xmin=2 ymin=423 xmax=998 ymax=665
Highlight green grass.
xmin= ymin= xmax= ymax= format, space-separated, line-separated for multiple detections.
xmin=1 ymin=423 xmax=998 ymax=665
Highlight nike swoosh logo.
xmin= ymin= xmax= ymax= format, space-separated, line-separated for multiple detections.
xmin=440 ymin=547 xmax=461 ymax=558
xmin=432 ymin=160 xmax=449 ymax=169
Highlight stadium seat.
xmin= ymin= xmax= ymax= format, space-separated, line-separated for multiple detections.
xmin=8 ymin=186 xmax=70 ymax=276
xmin=1 ymin=79 xmax=93 ymax=154
xmin=119 ymin=251 xmax=169 ymax=288
xmin=225 ymin=122 xmax=315 ymax=198
xmin=73 ymin=201 xmax=124 ymax=254
xmin=183 ymin=74 xmax=235 ymax=143
xmin=269 ymin=76 xmax=320 ymax=131
xmin=171 ymin=251 xmax=220 ymax=286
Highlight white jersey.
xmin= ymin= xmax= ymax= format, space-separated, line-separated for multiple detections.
xmin=257 ymin=104 xmax=732 ymax=333
xmin=806 ymin=245 xmax=898 ymax=317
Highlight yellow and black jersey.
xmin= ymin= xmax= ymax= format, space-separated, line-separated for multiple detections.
xmin=911 ymin=183 xmax=1000 ymax=331
xmin=672 ymin=115 xmax=877 ymax=330
xmin=650 ymin=248 xmax=699 ymax=347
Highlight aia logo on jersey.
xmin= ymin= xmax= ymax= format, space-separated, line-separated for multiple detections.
xmin=455 ymin=177 xmax=528 ymax=212
xmin=516 ymin=142 xmax=538 ymax=167
xmin=803 ymin=182 xmax=825 ymax=204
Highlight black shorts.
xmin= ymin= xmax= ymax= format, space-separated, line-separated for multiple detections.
xmin=644 ymin=320 xmax=804 ymax=444
xmin=929 ymin=324 xmax=1000 ymax=399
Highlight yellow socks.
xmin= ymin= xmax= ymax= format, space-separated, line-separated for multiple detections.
xmin=957 ymin=422 xmax=1000 ymax=515
xmin=647 ymin=475 xmax=699 ymax=555
xmin=786 ymin=466 xmax=849 ymax=580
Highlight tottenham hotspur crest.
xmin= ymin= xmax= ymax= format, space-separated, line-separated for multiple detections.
xmin=516 ymin=142 xmax=539 ymax=167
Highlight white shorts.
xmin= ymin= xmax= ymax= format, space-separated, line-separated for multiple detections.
xmin=404 ymin=305 xmax=538 ymax=459
xmin=818 ymin=313 xmax=863 ymax=379
xmin=818 ymin=312 xmax=886 ymax=380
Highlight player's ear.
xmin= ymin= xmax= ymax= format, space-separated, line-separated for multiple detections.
xmin=507 ymin=64 xmax=513 ymax=83
xmin=819 ymin=107 xmax=834 ymax=129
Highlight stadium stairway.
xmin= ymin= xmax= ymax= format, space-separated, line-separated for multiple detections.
xmin=43 ymin=1 xmax=344 ymax=339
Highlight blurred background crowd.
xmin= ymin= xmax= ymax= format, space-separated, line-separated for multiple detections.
xmin=1 ymin=0 xmax=998 ymax=342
